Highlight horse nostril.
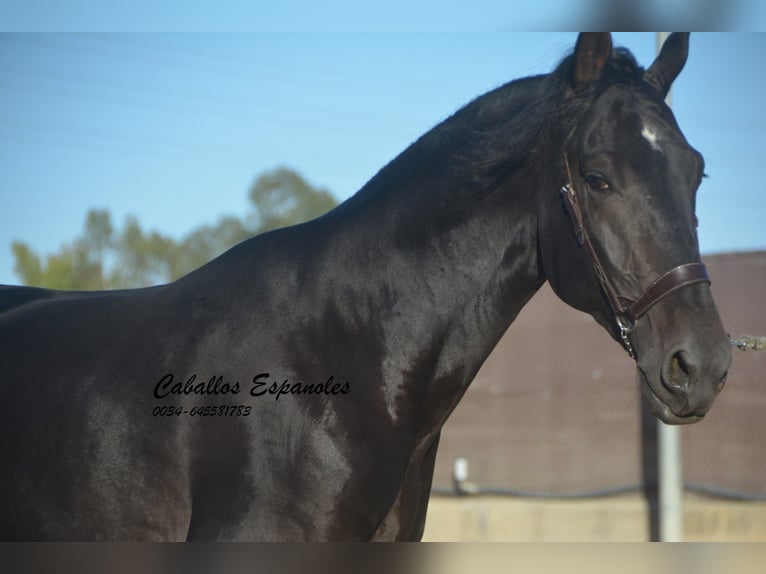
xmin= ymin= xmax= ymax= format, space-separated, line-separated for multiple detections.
xmin=663 ymin=349 xmax=696 ymax=391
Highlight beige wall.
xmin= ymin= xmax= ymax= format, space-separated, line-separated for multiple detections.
xmin=422 ymin=494 xmax=766 ymax=542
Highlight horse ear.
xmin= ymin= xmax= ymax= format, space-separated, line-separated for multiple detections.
xmin=644 ymin=32 xmax=689 ymax=98
xmin=572 ymin=33 xmax=612 ymax=90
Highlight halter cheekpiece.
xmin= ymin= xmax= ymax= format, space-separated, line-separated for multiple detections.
xmin=560 ymin=156 xmax=711 ymax=359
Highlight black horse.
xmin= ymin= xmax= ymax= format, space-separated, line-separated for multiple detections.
xmin=0 ymin=33 xmax=730 ymax=541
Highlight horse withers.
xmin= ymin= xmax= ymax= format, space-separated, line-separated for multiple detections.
xmin=0 ymin=33 xmax=730 ymax=540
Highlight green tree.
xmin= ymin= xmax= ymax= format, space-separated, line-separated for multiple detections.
xmin=175 ymin=215 xmax=251 ymax=278
xmin=109 ymin=216 xmax=177 ymax=289
xmin=249 ymin=168 xmax=337 ymax=233
xmin=83 ymin=209 xmax=113 ymax=282
xmin=12 ymin=233 xmax=105 ymax=290
xmin=10 ymin=242 xmax=43 ymax=287
xmin=10 ymin=167 xmax=337 ymax=290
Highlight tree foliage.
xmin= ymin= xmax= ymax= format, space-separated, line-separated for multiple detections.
xmin=10 ymin=167 xmax=338 ymax=290
xmin=249 ymin=168 xmax=337 ymax=233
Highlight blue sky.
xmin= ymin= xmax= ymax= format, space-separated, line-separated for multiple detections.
xmin=3 ymin=1 xmax=764 ymax=31
xmin=1 ymin=31 xmax=765 ymax=285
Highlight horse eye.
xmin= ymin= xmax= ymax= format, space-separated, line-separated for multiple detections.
xmin=585 ymin=174 xmax=612 ymax=192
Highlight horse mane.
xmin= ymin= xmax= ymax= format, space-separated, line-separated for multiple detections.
xmin=453 ymin=47 xmax=647 ymax=195
xmin=354 ymin=47 xmax=647 ymax=205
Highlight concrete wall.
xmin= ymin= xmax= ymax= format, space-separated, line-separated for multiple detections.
xmin=422 ymin=494 xmax=766 ymax=541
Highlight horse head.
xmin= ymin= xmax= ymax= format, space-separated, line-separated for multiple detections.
xmin=539 ymin=33 xmax=731 ymax=424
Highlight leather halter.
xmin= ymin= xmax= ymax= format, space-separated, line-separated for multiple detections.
xmin=560 ymin=156 xmax=711 ymax=359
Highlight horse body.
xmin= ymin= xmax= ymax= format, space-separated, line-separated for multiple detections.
xmin=1 ymin=187 xmax=541 ymax=540
xmin=0 ymin=33 xmax=730 ymax=540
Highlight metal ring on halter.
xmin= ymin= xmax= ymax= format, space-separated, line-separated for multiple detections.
xmin=616 ymin=314 xmax=637 ymax=335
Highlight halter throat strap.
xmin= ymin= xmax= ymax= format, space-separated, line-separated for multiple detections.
xmin=560 ymin=155 xmax=711 ymax=358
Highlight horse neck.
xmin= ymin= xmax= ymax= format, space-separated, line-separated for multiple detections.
xmin=327 ymin=150 xmax=545 ymax=435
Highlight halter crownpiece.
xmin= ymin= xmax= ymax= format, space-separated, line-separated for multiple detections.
xmin=560 ymin=155 xmax=711 ymax=359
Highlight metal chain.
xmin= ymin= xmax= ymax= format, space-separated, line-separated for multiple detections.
xmin=617 ymin=316 xmax=637 ymax=360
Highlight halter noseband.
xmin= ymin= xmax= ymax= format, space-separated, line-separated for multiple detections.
xmin=560 ymin=156 xmax=710 ymax=359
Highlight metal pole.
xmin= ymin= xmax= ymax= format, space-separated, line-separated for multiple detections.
xmin=656 ymin=31 xmax=684 ymax=543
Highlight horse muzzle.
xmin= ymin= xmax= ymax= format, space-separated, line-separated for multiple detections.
xmin=637 ymin=334 xmax=731 ymax=425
